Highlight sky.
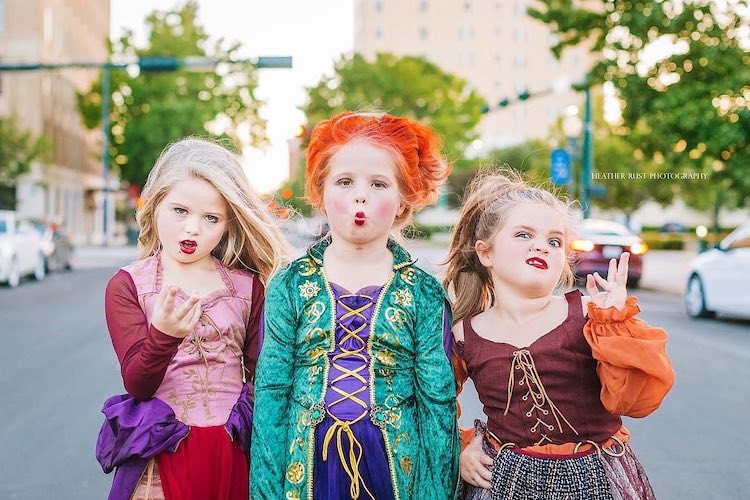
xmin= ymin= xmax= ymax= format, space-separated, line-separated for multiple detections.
xmin=110 ymin=0 xmax=354 ymax=193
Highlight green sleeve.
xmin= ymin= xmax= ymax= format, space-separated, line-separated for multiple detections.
xmin=250 ymin=267 xmax=297 ymax=499
xmin=413 ymin=276 xmax=460 ymax=498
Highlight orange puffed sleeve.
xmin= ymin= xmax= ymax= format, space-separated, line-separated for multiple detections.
xmin=452 ymin=343 xmax=476 ymax=450
xmin=584 ymin=296 xmax=675 ymax=418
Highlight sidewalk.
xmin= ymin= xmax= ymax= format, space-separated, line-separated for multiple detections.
xmin=71 ymin=245 xmax=138 ymax=269
xmin=69 ymin=241 xmax=697 ymax=296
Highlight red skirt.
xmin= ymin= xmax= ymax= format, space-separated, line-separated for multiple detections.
xmin=156 ymin=425 xmax=248 ymax=500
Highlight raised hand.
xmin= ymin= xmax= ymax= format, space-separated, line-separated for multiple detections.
xmin=151 ymin=285 xmax=202 ymax=339
xmin=585 ymin=252 xmax=629 ymax=311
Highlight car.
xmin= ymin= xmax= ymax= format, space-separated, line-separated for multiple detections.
xmin=0 ymin=210 xmax=46 ymax=287
xmin=29 ymin=219 xmax=73 ymax=272
xmin=660 ymin=221 xmax=688 ymax=233
xmin=685 ymin=220 xmax=750 ymax=319
xmin=570 ymin=218 xmax=647 ymax=288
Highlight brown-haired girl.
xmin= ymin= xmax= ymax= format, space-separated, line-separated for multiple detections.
xmin=251 ymin=111 xmax=459 ymax=499
xmin=96 ymin=137 xmax=289 ymax=500
xmin=444 ymin=170 xmax=674 ymax=499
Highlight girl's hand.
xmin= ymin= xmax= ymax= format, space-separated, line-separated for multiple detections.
xmin=586 ymin=252 xmax=629 ymax=311
xmin=151 ymin=285 xmax=202 ymax=339
xmin=460 ymin=433 xmax=493 ymax=489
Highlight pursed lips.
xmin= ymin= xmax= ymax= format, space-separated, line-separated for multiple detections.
xmin=354 ymin=211 xmax=366 ymax=226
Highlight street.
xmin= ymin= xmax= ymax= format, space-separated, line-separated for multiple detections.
xmin=0 ymin=245 xmax=748 ymax=499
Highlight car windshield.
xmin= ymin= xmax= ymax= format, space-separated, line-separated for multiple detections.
xmin=580 ymin=222 xmax=633 ymax=237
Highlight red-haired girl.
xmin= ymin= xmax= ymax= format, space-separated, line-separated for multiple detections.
xmin=251 ymin=111 xmax=459 ymax=499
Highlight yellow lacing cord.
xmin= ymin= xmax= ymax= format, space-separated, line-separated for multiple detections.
xmin=320 ymin=294 xmax=376 ymax=500
xmin=504 ymin=350 xmax=579 ymax=440
xmin=142 ymin=457 xmax=155 ymax=499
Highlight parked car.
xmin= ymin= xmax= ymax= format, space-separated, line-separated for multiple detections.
xmin=570 ymin=219 xmax=648 ymax=288
xmin=660 ymin=221 xmax=688 ymax=233
xmin=685 ymin=220 xmax=750 ymax=319
xmin=29 ymin=219 xmax=73 ymax=272
xmin=0 ymin=210 xmax=46 ymax=287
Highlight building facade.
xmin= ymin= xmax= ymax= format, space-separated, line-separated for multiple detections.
xmin=0 ymin=0 xmax=112 ymax=244
xmin=354 ymin=0 xmax=594 ymax=154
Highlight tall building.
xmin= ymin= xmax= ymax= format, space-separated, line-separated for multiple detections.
xmin=354 ymin=0 xmax=593 ymax=154
xmin=0 ymin=0 xmax=112 ymax=244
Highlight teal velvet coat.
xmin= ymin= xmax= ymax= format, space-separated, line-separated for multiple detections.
xmin=250 ymin=236 xmax=459 ymax=499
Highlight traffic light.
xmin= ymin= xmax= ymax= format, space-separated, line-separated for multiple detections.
xmin=481 ymin=104 xmax=490 ymax=114
xmin=518 ymin=91 xmax=530 ymax=101
xmin=498 ymin=98 xmax=510 ymax=107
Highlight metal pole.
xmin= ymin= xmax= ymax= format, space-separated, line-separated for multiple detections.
xmin=101 ymin=66 xmax=110 ymax=246
xmin=581 ymin=87 xmax=593 ymax=219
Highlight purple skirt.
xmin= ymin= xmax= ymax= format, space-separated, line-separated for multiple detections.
xmin=313 ymin=416 xmax=395 ymax=500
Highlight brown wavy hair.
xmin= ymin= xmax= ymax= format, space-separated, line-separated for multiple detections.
xmin=136 ymin=137 xmax=290 ymax=284
xmin=305 ymin=111 xmax=451 ymax=229
xmin=443 ymin=169 xmax=578 ymax=323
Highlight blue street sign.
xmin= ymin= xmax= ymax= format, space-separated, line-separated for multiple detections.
xmin=550 ymin=148 xmax=571 ymax=185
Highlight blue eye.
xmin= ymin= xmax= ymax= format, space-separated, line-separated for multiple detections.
xmin=549 ymin=239 xmax=562 ymax=247
xmin=174 ymin=207 xmax=187 ymax=215
xmin=516 ymin=231 xmax=530 ymax=239
xmin=205 ymin=215 xmax=219 ymax=223
xmin=337 ymin=178 xmax=353 ymax=186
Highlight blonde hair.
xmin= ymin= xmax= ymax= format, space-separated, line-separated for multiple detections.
xmin=136 ymin=137 xmax=290 ymax=284
xmin=443 ymin=169 xmax=578 ymax=323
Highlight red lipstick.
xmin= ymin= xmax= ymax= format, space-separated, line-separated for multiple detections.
xmin=354 ymin=212 xmax=366 ymax=226
xmin=526 ymin=257 xmax=548 ymax=269
xmin=180 ymin=240 xmax=197 ymax=254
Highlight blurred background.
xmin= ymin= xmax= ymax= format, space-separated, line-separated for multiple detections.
xmin=0 ymin=1 xmax=748 ymax=498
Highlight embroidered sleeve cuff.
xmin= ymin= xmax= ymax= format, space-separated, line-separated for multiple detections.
xmin=587 ymin=296 xmax=641 ymax=323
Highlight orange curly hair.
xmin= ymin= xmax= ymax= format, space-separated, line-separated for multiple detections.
xmin=306 ymin=111 xmax=452 ymax=227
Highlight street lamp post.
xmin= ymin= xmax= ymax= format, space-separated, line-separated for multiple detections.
xmin=562 ymin=107 xmax=583 ymax=198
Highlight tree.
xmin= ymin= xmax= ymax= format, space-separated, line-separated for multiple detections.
xmin=529 ymin=0 xmax=750 ymax=224
xmin=302 ymin=53 xmax=486 ymax=161
xmin=77 ymin=1 xmax=266 ymax=187
xmin=0 ymin=115 xmax=49 ymax=209
xmin=447 ymin=139 xmax=553 ymax=205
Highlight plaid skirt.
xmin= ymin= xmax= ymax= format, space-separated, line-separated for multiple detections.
xmin=461 ymin=438 xmax=656 ymax=500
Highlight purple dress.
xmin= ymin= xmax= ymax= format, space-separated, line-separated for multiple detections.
xmin=313 ymin=283 xmax=394 ymax=500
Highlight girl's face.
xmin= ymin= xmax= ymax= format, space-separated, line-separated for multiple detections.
xmin=155 ymin=176 xmax=229 ymax=267
xmin=322 ymin=141 xmax=404 ymax=246
xmin=476 ymin=202 xmax=567 ymax=294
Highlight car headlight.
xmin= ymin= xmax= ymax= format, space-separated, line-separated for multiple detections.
xmin=630 ymin=242 xmax=648 ymax=255
xmin=571 ymin=239 xmax=595 ymax=252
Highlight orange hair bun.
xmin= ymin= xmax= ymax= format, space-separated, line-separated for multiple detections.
xmin=306 ymin=111 xmax=451 ymax=215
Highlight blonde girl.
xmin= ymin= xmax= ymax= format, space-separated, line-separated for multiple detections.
xmin=445 ymin=171 xmax=674 ymax=500
xmin=95 ymin=137 xmax=289 ymax=500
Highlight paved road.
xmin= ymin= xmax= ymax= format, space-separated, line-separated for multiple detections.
xmin=0 ymin=246 xmax=747 ymax=499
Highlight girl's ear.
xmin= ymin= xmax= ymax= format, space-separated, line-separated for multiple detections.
xmin=475 ymin=240 xmax=492 ymax=268
xmin=397 ymin=201 xmax=406 ymax=217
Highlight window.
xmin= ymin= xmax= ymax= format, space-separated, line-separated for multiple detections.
xmin=420 ymin=1 xmax=428 ymax=13
xmin=0 ymin=0 xmax=6 ymax=34
xmin=419 ymin=26 xmax=428 ymax=40
xmin=375 ymin=0 xmax=383 ymax=12
xmin=375 ymin=26 xmax=383 ymax=39
xmin=463 ymin=1 xmax=472 ymax=11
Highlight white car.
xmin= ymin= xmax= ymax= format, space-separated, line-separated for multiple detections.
xmin=0 ymin=210 xmax=46 ymax=287
xmin=685 ymin=220 xmax=750 ymax=319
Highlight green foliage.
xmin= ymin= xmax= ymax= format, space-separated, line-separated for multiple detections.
xmin=0 ymin=115 xmax=49 ymax=186
xmin=77 ymin=1 xmax=266 ymax=187
xmin=529 ymin=0 xmax=750 ymax=211
xmin=302 ymin=53 xmax=486 ymax=161
xmin=448 ymin=139 xmax=555 ymax=205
